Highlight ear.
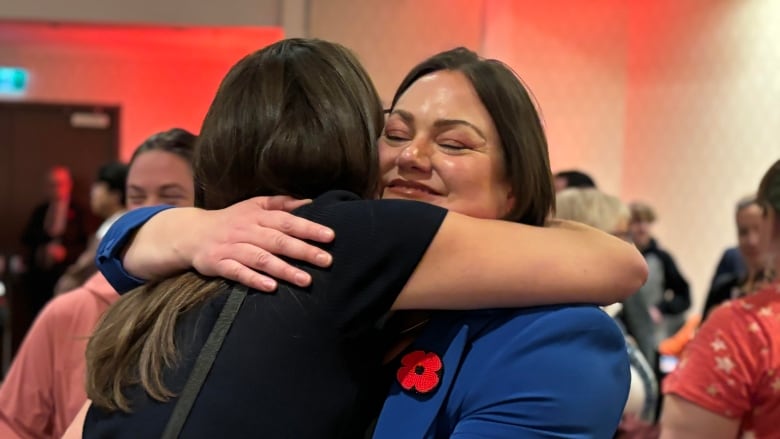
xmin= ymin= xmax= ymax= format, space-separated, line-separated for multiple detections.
xmin=110 ymin=190 xmax=123 ymax=207
xmin=502 ymin=186 xmax=516 ymax=217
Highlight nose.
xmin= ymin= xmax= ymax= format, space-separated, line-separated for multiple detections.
xmin=397 ymin=140 xmax=432 ymax=175
xmin=139 ymin=196 xmax=162 ymax=208
xmin=746 ymin=231 xmax=761 ymax=248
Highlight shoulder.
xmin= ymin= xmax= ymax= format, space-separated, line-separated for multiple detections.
xmin=710 ymin=286 xmax=780 ymax=338
xmin=722 ymin=247 xmax=741 ymax=261
xmin=37 ymin=287 xmax=105 ymax=338
xmin=478 ymin=305 xmax=623 ymax=336
xmin=447 ymin=307 xmax=629 ymax=435
xmin=293 ymin=190 xmax=447 ymax=241
xmin=299 ymin=190 xmax=446 ymax=219
xmin=463 ymin=305 xmax=627 ymax=365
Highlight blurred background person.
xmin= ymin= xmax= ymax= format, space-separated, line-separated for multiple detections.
xmin=702 ymin=195 xmax=768 ymax=320
xmin=556 ymin=187 xmax=659 ymax=436
xmin=553 ymin=169 xmax=597 ymax=192
xmin=660 ymin=159 xmax=780 ymax=439
xmin=19 ymin=166 xmax=88 ymax=330
xmin=629 ymin=202 xmax=690 ymax=344
xmin=54 ymin=162 xmax=128 ymax=294
xmin=0 ymin=129 xmax=195 ymax=439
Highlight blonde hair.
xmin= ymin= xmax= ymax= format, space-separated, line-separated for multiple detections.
xmin=629 ymin=201 xmax=656 ymax=223
xmin=556 ymin=188 xmax=629 ymax=233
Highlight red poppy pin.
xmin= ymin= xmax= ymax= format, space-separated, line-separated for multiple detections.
xmin=396 ymin=350 xmax=442 ymax=394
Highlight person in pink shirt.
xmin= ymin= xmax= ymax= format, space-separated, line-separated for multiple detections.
xmin=0 ymin=128 xmax=202 ymax=438
xmin=661 ymin=159 xmax=780 ymax=438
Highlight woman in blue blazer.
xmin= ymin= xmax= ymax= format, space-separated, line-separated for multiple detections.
xmin=89 ymin=47 xmax=634 ymax=438
xmin=374 ymin=307 xmax=627 ymax=438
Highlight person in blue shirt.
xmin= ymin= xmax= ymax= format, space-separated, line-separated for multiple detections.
xmin=74 ymin=42 xmax=641 ymax=438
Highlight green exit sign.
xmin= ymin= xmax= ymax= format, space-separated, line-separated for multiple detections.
xmin=0 ymin=67 xmax=29 ymax=94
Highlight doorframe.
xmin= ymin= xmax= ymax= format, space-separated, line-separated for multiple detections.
xmin=0 ymin=101 xmax=121 ymax=151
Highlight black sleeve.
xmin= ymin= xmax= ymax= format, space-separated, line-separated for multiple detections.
xmin=657 ymin=251 xmax=691 ymax=315
xmin=299 ymin=192 xmax=447 ymax=333
xmin=702 ymin=275 xmax=738 ymax=321
xmin=21 ymin=204 xmax=47 ymax=248
xmin=62 ymin=204 xmax=89 ymax=265
xmin=709 ymin=248 xmax=743 ymax=291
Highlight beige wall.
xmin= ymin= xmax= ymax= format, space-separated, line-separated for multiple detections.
xmin=481 ymin=0 xmax=628 ymax=196
xmin=0 ymin=0 xmax=280 ymax=26
xmin=622 ymin=0 xmax=780 ymax=311
xmin=308 ymin=0 xmax=484 ymax=103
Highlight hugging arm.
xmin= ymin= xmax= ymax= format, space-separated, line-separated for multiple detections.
xmin=96 ymin=197 xmax=336 ymax=293
xmin=393 ymin=213 xmax=647 ymax=308
xmin=100 ymin=197 xmax=646 ymax=308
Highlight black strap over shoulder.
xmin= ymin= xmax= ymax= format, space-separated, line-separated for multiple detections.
xmin=161 ymin=284 xmax=248 ymax=439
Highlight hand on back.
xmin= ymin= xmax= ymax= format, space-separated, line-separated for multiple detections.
xmin=189 ymin=196 xmax=334 ymax=292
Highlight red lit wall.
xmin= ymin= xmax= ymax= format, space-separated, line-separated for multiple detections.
xmin=0 ymin=22 xmax=283 ymax=159
xmin=481 ymin=0 xmax=629 ymax=194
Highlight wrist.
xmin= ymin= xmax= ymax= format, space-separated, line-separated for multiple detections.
xmin=169 ymin=207 xmax=207 ymax=271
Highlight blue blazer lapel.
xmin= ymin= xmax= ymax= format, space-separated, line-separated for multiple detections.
xmin=372 ymin=315 xmax=470 ymax=439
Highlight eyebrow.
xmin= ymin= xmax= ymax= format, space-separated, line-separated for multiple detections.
xmin=387 ymin=109 xmax=487 ymax=141
xmin=127 ymin=184 xmax=186 ymax=192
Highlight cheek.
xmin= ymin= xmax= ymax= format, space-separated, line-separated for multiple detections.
xmin=378 ymin=141 xmax=399 ymax=174
xmin=442 ymin=160 xmax=511 ymax=218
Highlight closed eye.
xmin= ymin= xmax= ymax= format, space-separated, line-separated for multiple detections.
xmin=439 ymin=143 xmax=468 ymax=151
xmin=382 ymin=132 xmax=411 ymax=143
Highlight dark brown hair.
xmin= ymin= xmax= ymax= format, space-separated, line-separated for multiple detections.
xmin=758 ymin=159 xmax=780 ymax=215
xmin=86 ymin=38 xmax=384 ymax=412
xmin=389 ymin=47 xmax=554 ymax=226
xmin=196 ymin=38 xmax=383 ymax=208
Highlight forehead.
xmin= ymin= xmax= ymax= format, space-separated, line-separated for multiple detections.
xmin=394 ymin=71 xmax=497 ymax=135
xmin=127 ymin=150 xmax=192 ymax=188
xmin=737 ymin=204 xmax=763 ymax=222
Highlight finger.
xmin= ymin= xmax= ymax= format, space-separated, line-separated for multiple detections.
xmin=251 ymin=227 xmax=332 ymax=267
xmin=217 ymin=259 xmax=278 ymax=292
xmin=231 ymin=242 xmax=315 ymax=287
xmin=258 ymin=211 xmax=334 ymax=243
xmin=254 ymin=195 xmax=304 ymax=211
xmin=281 ymin=199 xmax=313 ymax=211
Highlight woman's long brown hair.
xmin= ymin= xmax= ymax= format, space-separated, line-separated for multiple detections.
xmin=85 ymin=38 xmax=384 ymax=412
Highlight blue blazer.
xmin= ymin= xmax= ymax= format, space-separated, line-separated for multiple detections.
xmin=374 ymin=306 xmax=630 ymax=439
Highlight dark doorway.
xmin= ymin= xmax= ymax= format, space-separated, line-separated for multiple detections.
xmin=0 ymin=101 xmax=119 ymax=368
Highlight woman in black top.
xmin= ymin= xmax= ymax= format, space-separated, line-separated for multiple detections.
xmin=703 ymin=195 xmax=768 ymax=320
xmin=71 ymin=39 xmax=646 ymax=438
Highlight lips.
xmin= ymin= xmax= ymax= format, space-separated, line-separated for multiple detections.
xmin=385 ymin=179 xmax=442 ymax=197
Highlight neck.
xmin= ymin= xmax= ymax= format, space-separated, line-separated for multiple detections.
xmin=104 ymin=205 xmax=124 ymax=219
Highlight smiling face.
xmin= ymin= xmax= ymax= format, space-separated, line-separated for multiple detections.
xmin=125 ymin=150 xmax=195 ymax=210
xmin=379 ymin=70 xmax=514 ymax=219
